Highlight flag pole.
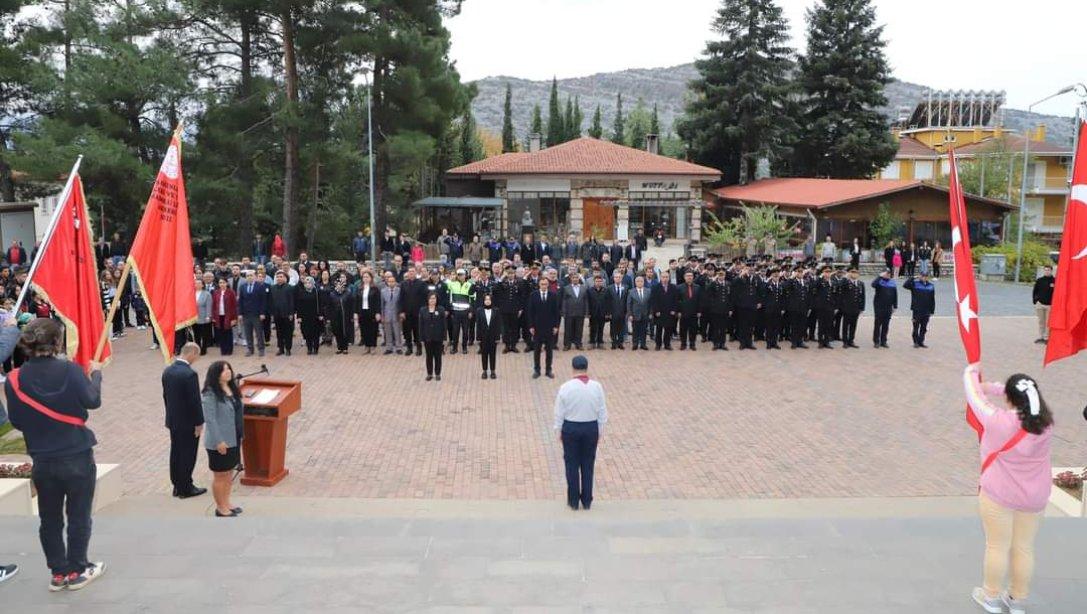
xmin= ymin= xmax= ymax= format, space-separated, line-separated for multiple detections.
xmin=13 ymin=156 xmax=84 ymax=314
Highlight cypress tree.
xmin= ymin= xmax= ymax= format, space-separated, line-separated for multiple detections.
xmin=501 ymin=82 xmax=516 ymax=152
xmin=563 ymin=97 xmax=575 ymax=142
xmin=650 ymin=104 xmax=660 ymax=136
xmin=588 ymin=105 xmax=603 ymax=139
xmin=530 ymin=104 xmax=543 ymax=135
xmin=793 ymin=0 xmax=897 ymax=178
xmin=611 ymin=93 xmax=624 ymax=145
xmin=676 ymin=0 xmax=798 ymax=184
xmin=546 ymin=77 xmax=564 ymax=146
xmin=458 ymin=109 xmax=483 ymax=166
xmin=572 ymin=96 xmax=583 ymax=139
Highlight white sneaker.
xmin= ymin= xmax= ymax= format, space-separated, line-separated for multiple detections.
xmin=65 ymin=561 xmax=105 ymax=591
xmin=1003 ymin=593 xmax=1027 ymax=614
xmin=972 ymin=587 xmax=1003 ymax=613
xmin=150 ymin=344 xmax=159 ymax=350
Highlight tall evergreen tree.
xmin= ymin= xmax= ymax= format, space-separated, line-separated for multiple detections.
xmin=545 ymin=77 xmax=564 ymax=146
xmin=530 ymin=104 xmax=543 ymax=136
xmin=571 ymin=96 xmax=583 ymax=139
xmin=501 ymin=82 xmax=516 ymax=152
xmin=611 ymin=93 xmax=624 ymax=144
xmin=457 ymin=108 xmax=483 ymax=165
xmin=650 ymin=104 xmax=660 ymax=136
xmin=676 ymin=0 xmax=798 ymax=184
xmin=626 ymin=98 xmax=650 ymax=150
xmin=563 ymin=97 xmax=574 ymax=142
xmin=793 ymin=0 xmax=896 ymax=178
xmin=588 ymin=105 xmax=603 ymax=139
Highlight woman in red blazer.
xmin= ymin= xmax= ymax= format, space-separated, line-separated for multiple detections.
xmin=211 ymin=277 xmax=238 ymax=355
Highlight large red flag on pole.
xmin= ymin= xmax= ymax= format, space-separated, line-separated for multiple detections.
xmin=1044 ymin=117 xmax=1087 ymax=365
xmin=120 ymin=127 xmax=197 ymax=363
xmin=16 ymin=158 xmax=112 ymax=370
xmin=948 ymin=148 xmax=984 ymax=438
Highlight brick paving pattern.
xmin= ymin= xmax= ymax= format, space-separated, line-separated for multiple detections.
xmin=15 ymin=310 xmax=1076 ymax=501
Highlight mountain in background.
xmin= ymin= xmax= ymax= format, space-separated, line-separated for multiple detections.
xmin=469 ymin=63 xmax=1076 ymax=151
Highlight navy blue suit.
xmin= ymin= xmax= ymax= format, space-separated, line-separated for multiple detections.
xmin=525 ymin=289 xmax=561 ymax=374
xmin=237 ymin=281 xmax=268 ymax=354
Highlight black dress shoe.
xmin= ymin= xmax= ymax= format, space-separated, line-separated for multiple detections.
xmin=546 ymin=372 xmax=555 ymax=379
xmin=215 ymin=509 xmax=239 ymax=517
xmin=177 ymin=487 xmax=207 ymax=499
xmin=490 ymin=372 xmax=496 ymax=379
xmin=533 ymin=371 xmax=541 ymax=379
xmin=482 ymin=372 xmax=488 ymax=380
xmin=231 ymin=507 xmax=243 ymax=514
xmin=172 ymin=487 xmax=180 ymax=497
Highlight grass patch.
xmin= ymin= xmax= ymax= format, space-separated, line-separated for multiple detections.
xmin=0 ymin=422 xmax=27 ymax=455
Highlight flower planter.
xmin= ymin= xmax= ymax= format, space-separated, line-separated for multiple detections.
xmin=0 ymin=463 xmax=122 ymax=516
xmin=1049 ymin=467 xmax=1086 ymax=518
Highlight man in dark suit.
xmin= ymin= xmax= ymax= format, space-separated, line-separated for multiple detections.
xmin=162 ymin=343 xmax=206 ymax=498
xmin=676 ymin=270 xmax=702 ymax=350
xmin=605 ymin=271 xmax=628 ymax=349
xmin=560 ymin=272 xmax=589 ymax=351
xmin=525 ymin=277 xmax=561 ymax=378
xmin=237 ymin=269 xmax=268 ymax=357
xmin=650 ymin=270 xmax=678 ymax=350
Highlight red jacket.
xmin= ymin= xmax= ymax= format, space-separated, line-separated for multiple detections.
xmin=272 ymin=234 xmax=286 ymax=258
xmin=210 ymin=289 xmax=238 ymax=327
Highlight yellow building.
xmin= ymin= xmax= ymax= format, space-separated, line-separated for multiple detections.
xmin=876 ymin=90 xmax=1073 ymax=235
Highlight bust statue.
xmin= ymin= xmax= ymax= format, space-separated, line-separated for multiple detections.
xmin=521 ymin=209 xmax=534 ymax=227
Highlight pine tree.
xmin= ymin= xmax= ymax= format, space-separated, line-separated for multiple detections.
xmin=611 ymin=93 xmax=624 ymax=144
xmin=501 ymin=82 xmax=516 ymax=152
xmin=546 ymin=77 xmax=564 ymax=146
xmin=572 ymin=96 xmax=583 ymax=139
xmin=650 ymin=104 xmax=660 ymax=136
xmin=458 ymin=109 xmax=483 ymax=165
xmin=588 ymin=105 xmax=603 ymax=139
xmin=563 ymin=97 xmax=574 ymax=142
xmin=676 ymin=0 xmax=799 ymax=184
xmin=793 ymin=0 xmax=896 ymax=178
xmin=626 ymin=98 xmax=650 ymax=150
xmin=530 ymin=104 xmax=543 ymax=135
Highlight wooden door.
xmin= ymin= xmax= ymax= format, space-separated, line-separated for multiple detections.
xmin=582 ymin=199 xmax=615 ymax=240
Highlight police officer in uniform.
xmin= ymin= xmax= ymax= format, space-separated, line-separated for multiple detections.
xmin=758 ymin=268 xmax=785 ymax=350
xmin=783 ymin=269 xmax=811 ymax=349
xmin=495 ymin=267 xmax=523 ymax=353
xmin=703 ymin=268 xmax=732 ymax=351
xmin=871 ymin=269 xmax=898 ymax=348
xmin=812 ymin=266 xmax=837 ymax=349
xmin=731 ymin=265 xmax=759 ymax=350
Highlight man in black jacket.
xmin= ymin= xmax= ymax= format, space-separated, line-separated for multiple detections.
xmin=162 ymin=343 xmax=205 ymax=498
xmin=783 ymin=270 xmax=811 ymax=349
xmin=758 ymin=268 xmax=784 ymax=350
xmin=586 ymin=274 xmax=610 ymax=350
xmin=269 ymin=271 xmax=296 ymax=356
xmin=837 ymin=267 xmax=865 ymax=348
xmin=903 ymin=273 xmax=936 ymax=348
xmin=811 ymin=267 xmax=838 ymax=349
xmin=495 ymin=267 xmax=524 ymax=353
xmin=676 ymin=270 xmax=702 ymax=350
xmin=731 ymin=266 xmax=760 ymax=350
xmin=1032 ymin=265 xmax=1055 ymax=344
xmin=650 ymin=270 xmax=678 ymax=350
xmin=871 ymin=270 xmax=898 ymax=348
xmin=526 ymin=277 xmax=561 ymax=378
xmin=605 ymin=271 xmax=628 ymax=349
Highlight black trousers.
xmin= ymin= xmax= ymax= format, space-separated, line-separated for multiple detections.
xmin=169 ymin=427 xmax=199 ymax=493
xmin=32 ymin=449 xmax=96 ymax=576
xmin=708 ymin=313 xmax=729 ymax=346
xmin=589 ymin=316 xmax=606 ymax=345
xmin=608 ymin=317 xmax=626 ymax=346
xmin=563 ymin=316 xmax=584 ymax=348
xmin=561 ymin=420 xmax=599 ymax=509
xmin=533 ymin=330 xmax=555 ymax=373
xmin=501 ymin=312 xmax=520 ymax=348
xmin=788 ymin=310 xmax=807 ymax=347
xmin=480 ymin=342 xmax=496 ymax=371
xmin=679 ymin=314 xmax=699 ymax=347
xmin=832 ymin=311 xmax=844 ymax=340
xmin=735 ymin=307 xmax=756 ymax=347
xmin=215 ymin=318 xmax=234 ymax=355
xmin=806 ymin=309 xmax=818 ymax=341
xmin=817 ymin=308 xmax=835 ymax=345
xmin=402 ymin=314 xmax=419 ymax=349
xmin=654 ymin=315 xmax=674 ymax=348
xmin=424 ymin=341 xmax=443 ymax=375
xmin=450 ymin=311 xmax=470 ymax=349
xmin=912 ymin=314 xmax=930 ymax=345
xmin=764 ymin=311 xmax=781 ymax=347
xmin=193 ymin=322 xmax=214 ymax=354
xmin=274 ymin=316 xmax=294 ymax=350
xmin=632 ymin=319 xmax=648 ymax=348
xmin=873 ymin=310 xmax=892 ymax=345
xmin=841 ymin=312 xmax=859 ymax=344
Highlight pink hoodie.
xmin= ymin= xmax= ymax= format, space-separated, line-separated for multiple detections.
xmin=963 ymin=365 xmax=1052 ymax=512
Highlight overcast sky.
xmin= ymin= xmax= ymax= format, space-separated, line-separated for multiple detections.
xmin=446 ymin=0 xmax=1086 ymax=116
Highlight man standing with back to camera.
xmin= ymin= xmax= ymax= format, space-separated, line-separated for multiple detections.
xmin=554 ymin=355 xmax=608 ymax=511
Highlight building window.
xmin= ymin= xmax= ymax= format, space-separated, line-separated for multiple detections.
xmin=881 ymin=161 xmax=900 ymax=179
xmin=915 ymin=161 xmax=934 ymax=180
xmin=507 ymin=197 xmax=570 ymax=239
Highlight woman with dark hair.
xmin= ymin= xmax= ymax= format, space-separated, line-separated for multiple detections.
xmin=964 ymin=364 xmax=1053 ymax=614
xmin=418 ymin=292 xmax=447 ymax=380
xmin=211 ymin=277 xmax=237 ymax=355
xmin=5 ymin=318 xmax=105 ymax=590
xmin=329 ymin=277 xmax=355 ymax=354
xmin=296 ymin=276 xmax=323 ymax=355
xmin=317 ymin=269 xmax=334 ymax=346
xmin=193 ymin=277 xmax=213 ymax=355
xmin=201 ymin=361 xmax=243 ymax=517
xmin=356 ymin=270 xmax=382 ymax=353
xmin=100 ymin=271 xmax=123 ymax=339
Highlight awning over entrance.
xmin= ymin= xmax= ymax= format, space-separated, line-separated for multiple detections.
xmin=413 ymin=196 xmax=503 ymax=209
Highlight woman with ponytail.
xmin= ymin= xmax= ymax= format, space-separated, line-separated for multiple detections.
xmin=963 ymin=364 xmax=1053 ymax=614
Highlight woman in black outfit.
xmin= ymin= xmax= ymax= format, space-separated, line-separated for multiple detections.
xmin=418 ymin=292 xmax=447 ymax=381
xmin=329 ymin=278 xmax=355 ymax=354
xmin=356 ymin=271 xmax=382 ymax=353
xmin=296 ymin=276 xmax=323 ymax=355
xmin=200 ymin=361 xmax=243 ymax=517
xmin=317 ymin=269 xmax=334 ymax=346
xmin=475 ymin=292 xmax=502 ymax=379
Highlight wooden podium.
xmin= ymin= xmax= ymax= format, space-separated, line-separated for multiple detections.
xmin=239 ymin=378 xmax=301 ymax=487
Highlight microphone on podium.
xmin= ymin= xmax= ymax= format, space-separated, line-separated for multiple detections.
xmin=236 ymin=364 xmax=269 ymax=381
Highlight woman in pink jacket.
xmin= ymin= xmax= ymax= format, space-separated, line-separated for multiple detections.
xmin=963 ymin=364 xmax=1053 ymax=614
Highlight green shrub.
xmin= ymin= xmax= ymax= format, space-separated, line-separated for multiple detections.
xmin=971 ymin=239 xmax=1053 ymax=279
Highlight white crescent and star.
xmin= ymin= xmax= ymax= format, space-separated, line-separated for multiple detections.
xmin=1072 ymin=183 xmax=1087 ymax=260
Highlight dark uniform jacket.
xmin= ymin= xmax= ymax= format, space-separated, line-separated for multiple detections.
xmin=731 ymin=276 xmax=760 ymax=310
xmin=757 ymin=279 xmax=784 ymax=314
xmin=494 ymin=279 xmax=524 ymax=314
xmin=837 ymin=278 xmax=866 ymax=314
xmin=783 ymin=278 xmax=811 ymax=313
xmin=811 ymin=278 xmax=837 ymax=312
xmin=903 ymin=279 xmax=935 ymax=316
xmin=704 ymin=279 xmax=732 ymax=315
xmin=871 ymin=277 xmax=899 ymax=312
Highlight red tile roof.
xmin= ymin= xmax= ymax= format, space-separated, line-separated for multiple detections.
xmin=446 ymin=137 xmax=721 ymax=177
xmin=711 ymin=178 xmax=1015 ymax=210
xmin=895 ymin=137 xmax=936 ymax=158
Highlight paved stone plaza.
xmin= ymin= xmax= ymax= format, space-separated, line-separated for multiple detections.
xmin=2 ymin=280 xmax=1079 ymax=501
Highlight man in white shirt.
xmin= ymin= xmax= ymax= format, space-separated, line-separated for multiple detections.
xmin=553 ymin=355 xmax=607 ymax=510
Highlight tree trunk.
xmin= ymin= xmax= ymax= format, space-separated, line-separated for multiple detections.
xmin=370 ymin=55 xmax=387 ymax=240
xmin=280 ymin=5 xmax=301 ymax=256
xmin=235 ymin=10 xmax=255 ymax=254
xmin=0 ymin=130 xmax=15 ymax=202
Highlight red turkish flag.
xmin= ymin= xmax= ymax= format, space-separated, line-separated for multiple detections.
xmin=948 ymin=149 xmax=984 ymax=438
xmin=1044 ymin=118 xmax=1087 ymax=365
xmin=127 ymin=130 xmax=197 ymax=363
xmin=31 ymin=174 xmax=112 ymax=370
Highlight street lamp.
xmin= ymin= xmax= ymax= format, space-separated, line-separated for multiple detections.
xmin=360 ymin=66 xmax=378 ymax=265
xmin=1015 ymin=83 xmax=1087 ymax=282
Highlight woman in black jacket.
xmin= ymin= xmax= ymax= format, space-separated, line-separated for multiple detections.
xmin=317 ymin=269 xmax=334 ymax=346
xmin=329 ymin=278 xmax=355 ymax=354
xmin=418 ymin=292 xmax=447 ymax=381
xmin=475 ymin=292 xmax=503 ymax=379
xmin=296 ymin=277 xmax=323 ymax=355
xmin=356 ymin=271 xmax=382 ymax=353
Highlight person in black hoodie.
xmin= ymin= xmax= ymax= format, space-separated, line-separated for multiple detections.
xmin=1032 ymin=265 xmax=1055 ymax=344
xmin=269 ymin=270 xmax=296 ymax=356
xmin=871 ymin=269 xmax=898 ymax=348
xmin=5 ymin=318 xmax=105 ymax=591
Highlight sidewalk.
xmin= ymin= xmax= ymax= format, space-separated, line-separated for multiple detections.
xmin=1 ymin=497 xmax=1083 ymax=613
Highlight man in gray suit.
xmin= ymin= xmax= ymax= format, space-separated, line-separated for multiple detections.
xmin=606 ymin=271 xmax=628 ymax=349
xmin=625 ymin=275 xmax=652 ymax=350
xmin=561 ymin=271 xmax=589 ymax=350
xmin=380 ymin=272 xmax=403 ymax=354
